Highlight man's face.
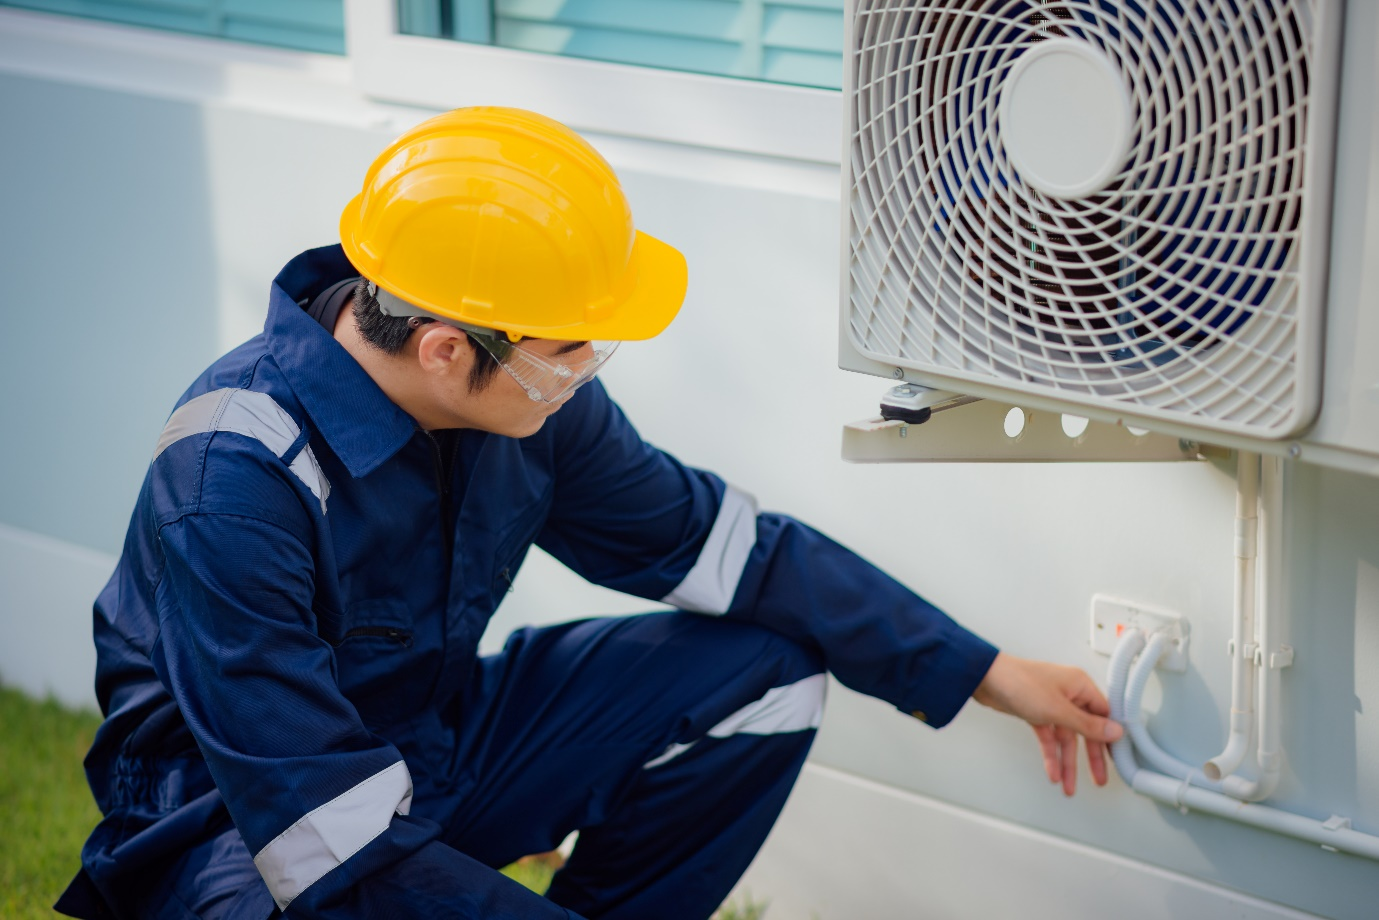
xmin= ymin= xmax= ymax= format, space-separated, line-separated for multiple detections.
xmin=415 ymin=324 xmax=596 ymax=437
xmin=462 ymin=336 xmax=596 ymax=438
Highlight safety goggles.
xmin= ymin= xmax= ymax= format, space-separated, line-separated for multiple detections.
xmin=456 ymin=323 xmax=619 ymax=404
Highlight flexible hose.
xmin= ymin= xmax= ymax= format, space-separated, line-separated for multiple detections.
xmin=1107 ymin=627 xmax=1146 ymax=784
xmin=1125 ymin=633 xmax=1229 ymax=794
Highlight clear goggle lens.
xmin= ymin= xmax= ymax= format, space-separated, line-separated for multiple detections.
xmin=460 ymin=325 xmax=619 ymax=404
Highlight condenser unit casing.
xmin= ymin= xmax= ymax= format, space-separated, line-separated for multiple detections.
xmin=840 ymin=0 xmax=1379 ymax=474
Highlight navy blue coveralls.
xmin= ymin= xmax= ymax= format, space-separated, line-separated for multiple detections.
xmin=57 ymin=245 xmax=999 ymax=920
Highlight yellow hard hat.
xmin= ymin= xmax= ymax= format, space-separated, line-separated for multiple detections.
xmin=339 ymin=107 xmax=687 ymax=341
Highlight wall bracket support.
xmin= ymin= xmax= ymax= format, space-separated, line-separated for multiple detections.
xmin=843 ymin=398 xmax=1212 ymax=464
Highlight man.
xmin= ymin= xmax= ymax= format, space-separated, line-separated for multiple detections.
xmin=58 ymin=108 xmax=1122 ymax=920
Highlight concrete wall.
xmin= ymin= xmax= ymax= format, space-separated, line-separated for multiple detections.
xmin=0 ymin=9 xmax=1375 ymax=918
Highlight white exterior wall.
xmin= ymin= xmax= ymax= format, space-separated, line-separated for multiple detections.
xmin=0 ymin=9 xmax=1375 ymax=919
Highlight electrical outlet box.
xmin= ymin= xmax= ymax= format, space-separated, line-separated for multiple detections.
xmin=1089 ymin=595 xmax=1190 ymax=672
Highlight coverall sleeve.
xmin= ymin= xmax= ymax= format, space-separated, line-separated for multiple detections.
xmin=537 ymin=381 xmax=999 ymax=727
xmin=156 ymin=512 xmax=579 ymax=919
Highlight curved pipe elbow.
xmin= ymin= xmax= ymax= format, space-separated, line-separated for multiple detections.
xmin=1220 ymin=752 xmax=1283 ymax=802
xmin=1204 ymin=726 xmax=1252 ymax=782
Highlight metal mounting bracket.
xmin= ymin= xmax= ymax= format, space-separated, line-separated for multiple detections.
xmin=844 ymin=393 xmax=1211 ymax=463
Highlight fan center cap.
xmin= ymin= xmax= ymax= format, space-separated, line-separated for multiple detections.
xmin=999 ymin=39 xmax=1133 ymax=200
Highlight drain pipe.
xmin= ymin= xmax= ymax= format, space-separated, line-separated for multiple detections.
xmin=1123 ymin=633 xmax=1235 ymax=795
xmin=1123 ymin=633 xmax=1262 ymax=800
xmin=1243 ymin=454 xmax=1287 ymax=800
xmin=1108 ymin=627 xmax=1379 ymax=861
xmin=1107 ymin=455 xmax=1378 ymax=857
xmin=1204 ymin=450 xmax=1260 ymax=782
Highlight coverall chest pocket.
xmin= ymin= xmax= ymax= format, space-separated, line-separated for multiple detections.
xmin=487 ymin=499 xmax=550 ymax=605
xmin=332 ymin=598 xmax=424 ymax=721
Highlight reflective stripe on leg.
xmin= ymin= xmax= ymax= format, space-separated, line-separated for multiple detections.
xmin=644 ymin=673 xmax=826 ymax=769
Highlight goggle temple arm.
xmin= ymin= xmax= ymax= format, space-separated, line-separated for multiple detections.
xmin=371 ymin=283 xmax=525 ymax=343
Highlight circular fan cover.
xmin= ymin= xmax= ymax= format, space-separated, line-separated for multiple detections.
xmin=846 ymin=0 xmax=1332 ymax=436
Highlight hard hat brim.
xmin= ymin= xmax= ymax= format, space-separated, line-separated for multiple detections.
xmin=587 ymin=229 xmax=689 ymax=342
xmin=487 ymin=230 xmax=688 ymax=342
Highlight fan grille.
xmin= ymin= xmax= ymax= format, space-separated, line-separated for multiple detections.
xmin=846 ymin=0 xmax=1328 ymax=436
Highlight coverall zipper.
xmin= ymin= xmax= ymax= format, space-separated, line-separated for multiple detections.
xmin=338 ymin=626 xmax=414 ymax=647
xmin=424 ymin=430 xmax=460 ymax=559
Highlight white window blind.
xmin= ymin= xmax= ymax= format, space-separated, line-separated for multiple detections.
xmin=0 ymin=0 xmax=345 ymax=53
xmin=398 ymin=0 xmax=843 ymax=89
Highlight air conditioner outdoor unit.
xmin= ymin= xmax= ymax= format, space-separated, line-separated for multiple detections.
xmin=840 ymin=0 xmax=1379 ymax=475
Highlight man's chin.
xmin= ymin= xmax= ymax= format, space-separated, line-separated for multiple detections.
xmin=508 ymin=413 xmax=551 ymax=439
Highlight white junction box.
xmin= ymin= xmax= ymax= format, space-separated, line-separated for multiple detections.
xmin=1089 ymin=595 xmax=1190 ymax=672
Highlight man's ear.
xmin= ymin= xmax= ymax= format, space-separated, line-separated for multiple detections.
xmin=414 ymin=324 xmax=473 ymax=376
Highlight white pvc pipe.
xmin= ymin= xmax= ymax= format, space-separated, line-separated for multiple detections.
xmin=1205 ymin=450 xmax=1260 ymax=782
xmin=1128 ymin=769 xmax=1379 ymax=860
xmin=1108 ymin=629 xmax=1379 ymax=862
xmin=1245 ymin=454 xmax=1286 ymax=801
xmin=1205 ymin=456 xmax=1285 ymax=802
xmin=1123 ymin=631 xmax=1262 ymax=800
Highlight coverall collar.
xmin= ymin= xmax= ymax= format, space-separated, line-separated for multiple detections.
xmin=266 ymin=245 xmax=419 ymax=479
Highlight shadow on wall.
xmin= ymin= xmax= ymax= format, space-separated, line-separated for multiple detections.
xmin=1159 ymin=462 xmax=1379 ymax=919
xmin=0 ymin=71 xmax=221 ymax=556
xmin=0 ymin=71 xmax=224 ymax=709
xmin=1285 ymin=465 xmax=1379 ymax=832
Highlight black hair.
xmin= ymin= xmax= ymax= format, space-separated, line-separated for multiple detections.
xmin=351 ymin=278 xmax=501 ymax=393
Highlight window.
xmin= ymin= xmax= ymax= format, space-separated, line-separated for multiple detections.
xmin=0 ymin=0 xmax=346 ymax=54
xmin=396 ymin=0 xmax=844 ymax=91
xmin=0 ymin=0 xmax=844 ymax=161
xmin=346 ymin=0 xmax=843 ymax=162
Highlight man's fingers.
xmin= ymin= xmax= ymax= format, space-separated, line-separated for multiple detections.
xmin=1072 ymin=677 xmax=1112 ymax=717
xmin=1085 ymin=713 xmax=1124 ymax=742
xmin=1087 ymin=737 xmax=1109 ymax=787
xmin=1058 ymin=700 xmax=1124 ymax=743
xmin=984 ymin=658 xmax=1126 ymax=795
xmin=1035 ymin=725 xmax=1061 ymax=784
xmin=1060 ymin=728 xmax=1078 ymax=796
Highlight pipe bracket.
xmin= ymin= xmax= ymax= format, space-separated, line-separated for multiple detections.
xmin=1323 ymin=815 xmax=1353 ymax=832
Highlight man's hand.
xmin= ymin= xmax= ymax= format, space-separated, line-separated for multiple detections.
xmin=971 ymin=652 xmax=1124 ymax=796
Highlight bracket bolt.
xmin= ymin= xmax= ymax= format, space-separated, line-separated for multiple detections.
xmin=1288 ymin=443 xmax=1302 ymax=458
xmin=892 ymin=367 xmax=905 ymax=379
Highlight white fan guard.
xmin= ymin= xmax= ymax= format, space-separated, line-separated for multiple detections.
xmin=845 ymin=0 xmax=1339 ymax=438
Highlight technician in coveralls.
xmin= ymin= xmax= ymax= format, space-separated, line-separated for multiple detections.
xmin=57 ymin=108 xmax=1124 ymax=920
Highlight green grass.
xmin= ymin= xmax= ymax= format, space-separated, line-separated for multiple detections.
xmin=0 ymin=685 xmax=103 ymax=920
xmin=0 ymin=686 xmax=769 ymax=919
xmin=500 ymin=854 xmax=558 ymax=893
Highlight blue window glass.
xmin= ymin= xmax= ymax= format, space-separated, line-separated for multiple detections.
xmin=398 ymin=0 xmax=844 ymax=90
xmin=0 ymin=0 xmax=345 ymax=55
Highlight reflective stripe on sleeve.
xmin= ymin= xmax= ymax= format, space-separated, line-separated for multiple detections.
xmin=252 ymin=760 xmax=414 ymax=910
xmin=644 ymin=673 xmax=827 ymax=768
xmin=154 ymin=388 xmax=330 ymax=513
xmin=661 ymin=484 xmax=758 ymax=615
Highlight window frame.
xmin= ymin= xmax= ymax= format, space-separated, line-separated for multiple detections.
xmin=343 ymin=0 xmax=843 ymax=163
